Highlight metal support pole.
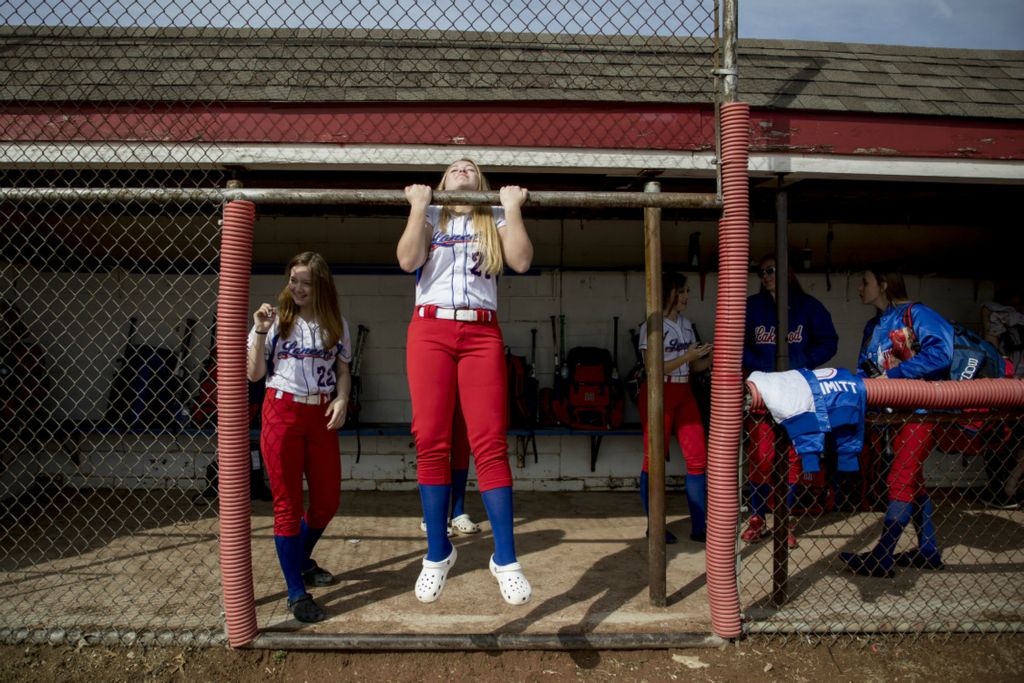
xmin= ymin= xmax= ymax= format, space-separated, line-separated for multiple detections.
xmin=771 ymin=178 xmax=790 ymax=606
xmin=643 ymin=180 xmax=666 ymax=607
xmin=719 ymin=0 xmax=739 ymax=102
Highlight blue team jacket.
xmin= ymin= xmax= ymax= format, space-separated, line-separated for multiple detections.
xmin=857 ymin=302 xmax=953 ymax=380
xmin=743 ymin=290 xmax=839 ymax=375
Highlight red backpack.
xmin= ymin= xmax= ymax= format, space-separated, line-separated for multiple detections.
xmin=554 ymin=346 xmax=625 ymax=430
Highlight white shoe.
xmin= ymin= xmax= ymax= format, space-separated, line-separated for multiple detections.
xmin=489 ymin=555 xmax=531 ymax=605
xmin=419 ymin=519 xmax=453 ymax=536
xmin=450 ymin=513 xmax=481 ymax=535
xmin=415 ymin=546 xmax=457 ymax=603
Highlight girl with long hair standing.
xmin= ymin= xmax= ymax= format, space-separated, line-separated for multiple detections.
xmin=247 ymin=252 xmax=352 ymax=621
xmin=638 ymin=271 xmax=712 ymax=543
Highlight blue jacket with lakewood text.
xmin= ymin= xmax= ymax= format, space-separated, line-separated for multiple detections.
xmin=743 ymin=289 xmax=839 ymax=376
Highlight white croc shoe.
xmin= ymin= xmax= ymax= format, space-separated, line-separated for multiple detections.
xmin=415 ymin=546 xmax=457 ymax=603
xmin=489 ymin=555 xmax=532 ymax=605
xmin=450 ymin=513 xmax=481 ymax=535
xmin=419 ymin=519 xmax=453 ymax=536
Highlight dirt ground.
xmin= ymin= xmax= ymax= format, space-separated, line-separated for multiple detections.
xmin=2 ymin=636 xmax=1023 ymax=682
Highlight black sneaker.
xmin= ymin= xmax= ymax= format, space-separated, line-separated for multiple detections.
xmin=301 ymin=562 xmax=336 ymax=587
xmin=892 ymin=550 xmax=945 ymax=570
xmin=840 ymin=551 xmax=895 ymax=578
xmin=287 ymin=593 xmax=326 ymax=623
xmin=645 ymin=528 xmax=678 ymax=545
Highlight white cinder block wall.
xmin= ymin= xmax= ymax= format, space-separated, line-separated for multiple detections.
xmin=4 ymin=261 xmax=995 ymax=492
xmin=257 ymin=269 xmax=992 ymax=492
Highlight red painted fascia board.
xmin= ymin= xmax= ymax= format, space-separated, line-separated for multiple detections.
xmin=1 ymin=102 xmax=1021 ymax=160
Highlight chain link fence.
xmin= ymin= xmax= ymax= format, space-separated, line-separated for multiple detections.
xmin=740 ymin=405 xmax=1024 ymax=639
xmin=1 ymin=0 xmax=722 ymax=644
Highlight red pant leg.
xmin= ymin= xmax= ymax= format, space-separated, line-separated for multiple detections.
xmin=746 ymin=416 xmax=775 ymax=485
xmin=670 ymin=384 xmax=707 ymax=476
xmin=639 ymin=382 xmax=672 ymax=473
xmin=745 ymin=414 xmax=800 ymax=485
xmin=451 ymin=396 xmax=471 ymax=471
xmin=456 ymin=321 xmax=512 ymax=491
xmin=303 ymin=402 xmax=341 ymax=529
xmin=407 ymin=316 xmax=458 ymax=486
xmin=887 ymin=421 xmax=936 ymax=503
xmin=261 ymin=393 xmax=311 ymax=536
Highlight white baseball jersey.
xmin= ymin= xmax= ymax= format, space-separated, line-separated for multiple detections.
xmin=638 ymin=314 xmax=697 ymax=380
xmin=249 ymin=317 xmax=352 ymax=396
xmin=415 ymin=205 xmax=506 ymax=311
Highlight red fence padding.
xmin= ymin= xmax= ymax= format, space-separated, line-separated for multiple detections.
xmin=705 ymin=101 xmax=751 ymax=639
xmin=217 ymin=200 xmax=259 ymax=648
xmin=746 ymin=377 xmax=1024 ymax=411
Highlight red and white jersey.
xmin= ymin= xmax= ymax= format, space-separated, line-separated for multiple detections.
xmin=415 ymin=205 xmax=506 ymax=311
xmin=639 ymin=314 xmax=697 ymax=380
xmin=249 ymin=316 xmax=352 ymax=396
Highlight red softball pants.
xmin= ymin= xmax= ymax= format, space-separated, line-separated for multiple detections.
xmin=260 ymin=390 xmax=341 ymax=536
xmin=639 ymin=381 xmax=707 ymax=475
xmin=886 ymin=421 xmax=936 ymax=503
xmin=745 ymin=414 xmax=801 ymax=486
xmin=406 ymin=314 xmax=512 ymax=491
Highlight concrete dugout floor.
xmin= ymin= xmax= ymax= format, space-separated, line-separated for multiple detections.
xmin=2 ymin=490 xmax=1020 ymax=642
xmin=253 ymin=491 xmax=713 ymax=638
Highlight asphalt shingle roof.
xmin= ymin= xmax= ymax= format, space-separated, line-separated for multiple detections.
xmin=1 ymin=26 xmax=1022 ymax=120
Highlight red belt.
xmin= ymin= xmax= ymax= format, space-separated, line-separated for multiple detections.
xmin=416 ymin=305 xmax=496 ymax=323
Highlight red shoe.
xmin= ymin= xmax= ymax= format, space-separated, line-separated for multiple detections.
xmin=787 ymin=521 xmax=798 ymax=549
xmin=740 ymin=515 xmax=769 ymax=543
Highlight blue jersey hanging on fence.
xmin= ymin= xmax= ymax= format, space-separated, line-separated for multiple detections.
xmin=747 ymin=367 xmax=867 ymax=474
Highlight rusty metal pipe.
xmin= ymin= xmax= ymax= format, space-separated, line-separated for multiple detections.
xmin=0 ymin=187 xmax=721 ymax=209
xmin=643 ymin=180 xmax=667 ymax=607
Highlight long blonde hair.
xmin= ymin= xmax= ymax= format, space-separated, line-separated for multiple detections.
xmin=276 ymin=251 xmax=343 ymax=348
xmin=436 ymin=159 xmax=504 ymax=276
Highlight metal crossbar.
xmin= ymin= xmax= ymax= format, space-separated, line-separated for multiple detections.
xmin=0 ymin=187 xmax=722 ymax=209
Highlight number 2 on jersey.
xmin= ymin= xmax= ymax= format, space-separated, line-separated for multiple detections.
xmin=469 ymin=252 xmax=492 ymax=279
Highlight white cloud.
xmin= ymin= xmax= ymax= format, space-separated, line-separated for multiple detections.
xmin=930 ymin=0 xmax=954 ymax=20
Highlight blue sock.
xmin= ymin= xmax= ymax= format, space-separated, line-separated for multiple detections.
xmin=750 ymin=482 xmax=770 ymax=519
xmin=871 ymin=500 xmax=913 ymax=568
xmin=685 ymin=474 xmax=707 ymax=537
xmin=274 ymin=534 xmax=308 ymax=602
xmin=450 ymin=468 xmax=469 ymax=519
xmin=913 ymin=494 xmax=941 ymax=560
xmin=786 ymin=483 xmax=798 ymax=510
xmin=639 ymin=470 xmax=650 ymax=516
xmin=299 ymin=518 xmax=325 ymax=572
xmin=419 ymin=484 xmax=453 ymax=562
xmin=481 ymin=486 xmax=516 ymax=566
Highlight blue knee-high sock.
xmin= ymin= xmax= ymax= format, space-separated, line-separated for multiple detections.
xmin=274 ymin=534 xmax=308 ymax=602
xmin=870 ymin=500 xmax=913 ymax=568
xmin=787 ymin=483 xmax=798 ymax=510
xmin=913 ymin=494 xmax=941 ymax=560
xmin=750 ymin=482 xmax=771 ymax=519
xmin=481 ymin=486 xmax=516 ymax=566
xmin=419 ymin=484 xmax=453 ymax=562
xmin=299 ymin=518 xmax=326 ymax=572
xmin=639 ymin=470 xmax=650 ymax=516
xmin=685 ymin=474 xmax=707 ymax=537
xmin=450 ymin=468 xmax=469 ymax=520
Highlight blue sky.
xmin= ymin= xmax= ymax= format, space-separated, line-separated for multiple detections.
xmin=2 ymin=1 xmax=1023 ymax=50
xmin=740 ymin=0 xmax=1024 ymax=50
